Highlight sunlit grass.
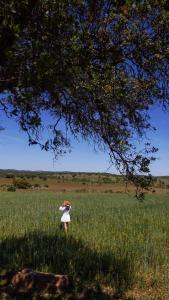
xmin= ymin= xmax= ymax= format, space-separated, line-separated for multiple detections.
xmin=0 ymin=191 xmax=169 ymax=297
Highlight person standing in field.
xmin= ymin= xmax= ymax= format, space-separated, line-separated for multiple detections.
xmin=59 ymin=200 xmax=71 ymax=233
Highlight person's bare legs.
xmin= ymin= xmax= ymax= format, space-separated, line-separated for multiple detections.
xmin=64 ymin=222 xmax=69 ymax=233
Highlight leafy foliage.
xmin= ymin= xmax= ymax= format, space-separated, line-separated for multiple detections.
xmin=7 ymin=185 xmax=16 ymax=192
xmin=0 ymin=1 xmax=169 ymax=189
xmin=13 ymin=178 xmax=31 ymax=189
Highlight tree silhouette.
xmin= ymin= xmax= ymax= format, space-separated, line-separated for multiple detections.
xmin=0 ymin=1 xmax=169 ymax=188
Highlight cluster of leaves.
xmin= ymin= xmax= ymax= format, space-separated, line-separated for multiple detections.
xmin=13 ymin=178 xmax=31 ymax=189
xmin=7 ymin=185 xmax=16 ymax=192
xmin=0 ymin=0 xmax=169 ymax=190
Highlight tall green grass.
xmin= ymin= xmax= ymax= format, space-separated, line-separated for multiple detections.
xmin=0 ymin=192 xmax=169 ymax=296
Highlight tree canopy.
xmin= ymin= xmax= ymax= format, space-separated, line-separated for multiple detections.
xmin=0 ymin=0 xmax=169 ymax=193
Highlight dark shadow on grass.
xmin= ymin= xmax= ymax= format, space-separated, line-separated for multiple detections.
xmin=0 ymin=231 xmax=135 ymax=299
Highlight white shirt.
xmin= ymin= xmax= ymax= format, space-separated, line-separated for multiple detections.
xmin=59 ymin=206 xmax=71 ymax=222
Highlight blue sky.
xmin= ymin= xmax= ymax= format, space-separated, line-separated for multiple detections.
xmin=0 ymin=106 xmax=169 ymax=175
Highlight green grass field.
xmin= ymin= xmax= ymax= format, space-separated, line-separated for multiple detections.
xmin=0 ymin=191 xmax=169 ymax=299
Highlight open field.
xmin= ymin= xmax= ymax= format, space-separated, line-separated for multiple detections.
xmin=0 ymin=191 xmax=169 ymax=299
xmin=1 ymin=170 xmax=169 ymax=194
